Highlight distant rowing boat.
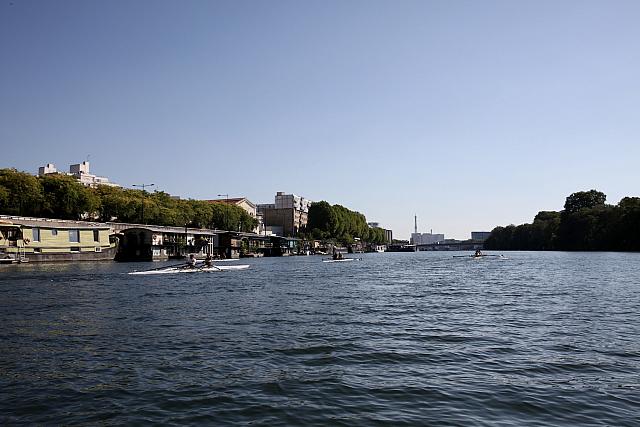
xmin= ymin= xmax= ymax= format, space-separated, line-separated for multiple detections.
xmin=322 ymin=258 xmax=361 ymax=263
xmin=452 ymin=254 xmax=504 ymax=259
xmin=128 ymin=264 xmax=250 ymax=275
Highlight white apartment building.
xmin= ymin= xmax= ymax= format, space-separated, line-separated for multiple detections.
xmin=38 ymin=161 xmax=119 ymax=188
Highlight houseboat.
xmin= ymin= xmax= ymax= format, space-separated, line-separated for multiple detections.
xmin=0 ymin=215 xmax=117 ymax=263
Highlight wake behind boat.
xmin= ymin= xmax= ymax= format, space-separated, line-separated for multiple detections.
xmin=128 ymin=264 xmax=250 ymax=275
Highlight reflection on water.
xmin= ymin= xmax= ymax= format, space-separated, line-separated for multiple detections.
xmin=2 ymin=252 xmax=640 ymax=425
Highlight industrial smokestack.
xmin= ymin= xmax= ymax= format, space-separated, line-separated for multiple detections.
xmin=414 ymin=215 xmax=418 ymax=234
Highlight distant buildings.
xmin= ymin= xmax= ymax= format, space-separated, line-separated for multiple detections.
xmin=38 ymin=161 xmax=119 ymax=188
xmin=411 ymin=232 xmax=445 ymax=245
xmin=258 ymin=192 xmax=312 ymax=237
xmin=410 ymin=216 xmax=444 ymax=245
xmin=471 ymin=231 xmax=491 ymax=241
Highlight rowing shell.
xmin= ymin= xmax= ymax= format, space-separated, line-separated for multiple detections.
xmin=452 ymin=255 xmax=504 ymax=259
xmin=322 ymin=258 xmax=361 ymax=263
xmin=129 ymin=265 xmax=250 ymax=275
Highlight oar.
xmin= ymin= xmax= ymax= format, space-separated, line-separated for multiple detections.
xmin=139 ymin=261 xmax=188 ymax=272
xmin=197 ymin=262 xmax=222 ymax=271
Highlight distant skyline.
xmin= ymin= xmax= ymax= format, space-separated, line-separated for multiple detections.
xmin=2 ymin=0 xmax=640 ymax=239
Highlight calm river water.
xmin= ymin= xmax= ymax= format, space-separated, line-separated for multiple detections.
xmin=1 ymin=252 xmax=639 ymax=425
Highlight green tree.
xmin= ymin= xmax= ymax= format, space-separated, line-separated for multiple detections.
xmin=0 ymin=168 xmax=43 ymax=216
xmin=564 ymin=190 xmax=606 ymax=214
xmin=616 ymin=197 xmax=640 ymax=251
xmin=93 ymin=185 xmax=139 ymax=222
xmin=0 ymin=184 xmax=9 ymax=210
xmin=307 ymin=201 xmax=377 ymax=244
xmin=40 ymin=174 xmax=100 ymax=220
xmin=307 ymin=201 xmax=336 ymax=239
xmin=557 ymin=191 xmax=610 ymax=250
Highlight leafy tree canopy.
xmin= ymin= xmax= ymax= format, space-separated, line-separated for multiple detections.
xmin=564 ymin=190 xmax=606 ymax=214
xmin=486 ymin=190 xmax=640 ymax=251
xmin=306 ymin=200 xmax=384 ymax=244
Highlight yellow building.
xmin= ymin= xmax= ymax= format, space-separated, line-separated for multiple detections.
xmin=0 ymin=216 xmax=116 ymax=263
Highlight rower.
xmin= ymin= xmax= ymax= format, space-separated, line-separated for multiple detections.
xmin=204 ymin=254 xmax=213 ymax=267
xmin=475 ymin=249 xmax=483 ymax=257
xmin=187 ymin=254 xmax=197 ymax=268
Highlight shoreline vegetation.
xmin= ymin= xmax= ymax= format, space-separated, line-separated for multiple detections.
xmin=0 ymin=168 xmax=258 ymax=232
xmin=0 ymin=168 xmax=387 ymax=246
xmin=484 ymin=190 xmax=640 ymax=252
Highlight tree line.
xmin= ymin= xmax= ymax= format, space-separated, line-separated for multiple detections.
xmin=305 ymin=201 xmax=387 ymax=244
xmin=484 ymin=190 xmax=640 ymax=251
xmin=0 ymin=168 xmax=258 ymax=232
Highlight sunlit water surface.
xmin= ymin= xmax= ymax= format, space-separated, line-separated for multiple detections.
xmin=2 ymin=252 xmax=639 ymax=425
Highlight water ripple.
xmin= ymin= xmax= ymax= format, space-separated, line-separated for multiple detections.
xmin=2 ymin=252 xmax=640 ymax=425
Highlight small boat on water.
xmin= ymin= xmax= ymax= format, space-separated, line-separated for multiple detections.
xmin=453 ymin=254 xmax=504 ymax=259
xmin=128 ymin=264 xmax=250 ymax=275
xmin=322 ymin=258 xmax=361 ymax=263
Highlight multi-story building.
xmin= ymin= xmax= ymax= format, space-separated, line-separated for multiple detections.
xmin=275 ymin=192 xmax=312 ymax=212
xmin=38 ymin=161 xmax=119 ymax=188
xmin=258 ymin=192 xmax=312 ymax=237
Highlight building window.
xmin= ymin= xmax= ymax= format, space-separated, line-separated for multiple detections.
xmin=52 ymin=229 xmax=58 ymax=236
xmin=69 ymin=229 xmax=79 ymax=243
xmin=93 ymin=230 xmax=99 ymax=242
xmin=70 ymin=247 xmax=80 ymax=252
xmin=32 ymin=228 xmax=40 ymax=242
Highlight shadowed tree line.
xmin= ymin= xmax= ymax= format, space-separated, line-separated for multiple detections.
xmin=305 ymin=201 xmax=387 ymax=244
xmin=0 ymin=168 xmax=257 ymax=231
xmin=484 ymin=190 xmax=640 ymax=251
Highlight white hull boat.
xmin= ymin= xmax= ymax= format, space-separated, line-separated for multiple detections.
xmin=129 ymin=264 xmax=250 ymax=275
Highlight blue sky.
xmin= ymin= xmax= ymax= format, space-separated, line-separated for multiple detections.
xmin=2 ymin=0 xmax=639 ymax=239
